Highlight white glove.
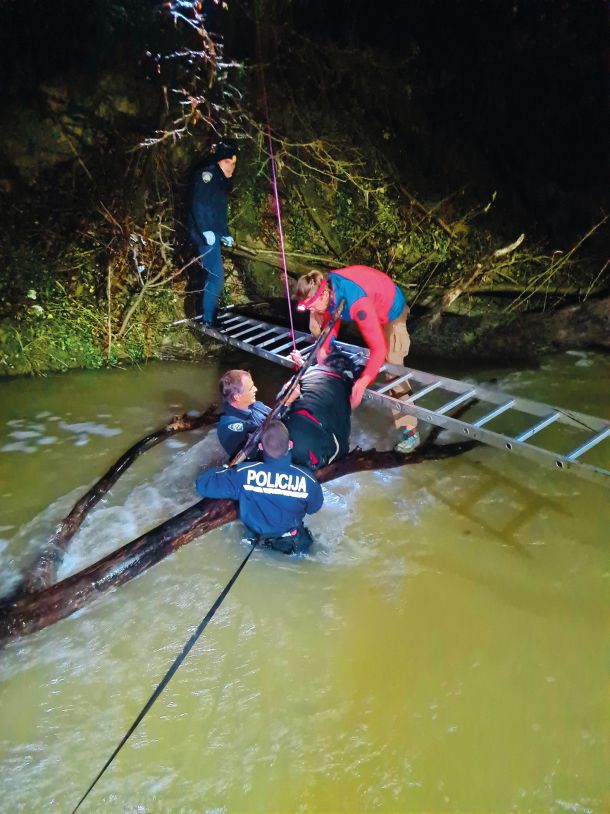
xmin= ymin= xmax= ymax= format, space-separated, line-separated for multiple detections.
xmin=220 ymin=235 xmax=234 ymax=247
xmin=202 ymin=231 xmax=216 ymax=246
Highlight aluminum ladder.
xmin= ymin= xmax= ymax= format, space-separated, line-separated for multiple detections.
xmin=196 ymin=308 xmax=610 ymax=488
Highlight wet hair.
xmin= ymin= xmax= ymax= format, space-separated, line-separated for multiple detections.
xmin=296 ymin=270 xmax=325 ymax=304
xmin=219 ymin=369 xmax=249 ymax=404
xmin=261 ymin=420 xmax=290 ymax=458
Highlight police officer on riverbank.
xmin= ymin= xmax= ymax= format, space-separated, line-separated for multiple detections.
xmin=187 ymin=140 xmax=237 ymax=326
xmin=195 ymin=421 xmax=323 ymax=554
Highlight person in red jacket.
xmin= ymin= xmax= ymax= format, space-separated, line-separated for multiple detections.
xmin=295 ymin=266 xmax=419 ymax=453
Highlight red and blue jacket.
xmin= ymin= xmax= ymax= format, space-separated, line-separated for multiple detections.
xmin=319 ymin=266 xmax=406 ymax=386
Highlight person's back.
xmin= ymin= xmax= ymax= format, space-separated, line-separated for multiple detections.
xmin=284 ymin=350 xmax=359 ymax=468
xmin=328 ymin=265 xmax=400 ymax=322
xmin=196 ymin=421 xmax=323 ymax=554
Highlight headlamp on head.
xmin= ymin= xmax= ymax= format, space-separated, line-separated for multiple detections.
xmin=297 ymin=279 xmax=326 ymax=311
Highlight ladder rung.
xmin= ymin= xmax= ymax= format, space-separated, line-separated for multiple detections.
xmin=229 ymin=322 xmax=261 ymax=339
xmin=436 ymin=389 xmax=478 ymax=415
xmin=247 ymin=327 xmax=280 ymax=345
xmin=257 ymin=331 xmax=291 ymax=348
xmin=514 ymin=411 xmax=561 ymax=443
xmin=473 ymin=399 xmax=515 ymax=427
xmin=376 ymin=373 xmax=413 ymax=396
xmin=405 ymin=381 xmax=442 ymax=402
xmin=565 ymin=427 xmax=610 ymax=461
xmin=274 ymin=339 xmax=298 ymax=353
xmin=218 ymin=314 xmax=242 ymax=327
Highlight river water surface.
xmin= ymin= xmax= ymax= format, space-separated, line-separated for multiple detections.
xmin=0 ymin=351 xmax=608 ymax=813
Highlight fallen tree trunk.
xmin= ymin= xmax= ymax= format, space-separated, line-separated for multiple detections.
xmin=0 ymin=439 xmax=477 ymax=646
xmin=15 ymin=407 xmax=219 ymax=597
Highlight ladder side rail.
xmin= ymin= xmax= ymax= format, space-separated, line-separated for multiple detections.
xmin=362 ymin=390 xmax=610 ymax=487
xmin=204 ymin=313 xmax=609 ymax=487
xmin=213 ymin=319 xmax=607 ymax=437
xmin=201 ymin=325 xmax=296 ymax=369
xmin=381 ymin=361 xmax=609 ymax=433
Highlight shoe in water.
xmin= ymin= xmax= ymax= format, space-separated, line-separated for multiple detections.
xmin=393 ymin=429 xmax=420 ymax=454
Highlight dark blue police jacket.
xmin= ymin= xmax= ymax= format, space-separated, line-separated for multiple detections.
xmin=187 ymin=162 xmax=230 ymax=236
xmin=195 ymin=452 xmax=324 ymax=537
xmin=217 ymin=400 xmax=271 ymax=458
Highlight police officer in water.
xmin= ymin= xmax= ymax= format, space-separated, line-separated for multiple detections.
xmin=187 ymin=140 xmax=238 ymax=327
xmin=216 ymin=369 xmax=271 ymax=459
xmin=195 ymin=421 xmax=324 ymax=554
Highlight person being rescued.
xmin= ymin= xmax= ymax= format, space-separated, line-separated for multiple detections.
xmin=295 ymin=266 xmax=419 ymax=454
xmin=195 ymin=420 xmax=323 ymax=554
xmin=283 ymin=348 xmax=361 ymax=470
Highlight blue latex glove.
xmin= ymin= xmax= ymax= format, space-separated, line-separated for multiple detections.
xmin=220 ymin=235 xmax=234 ymax=248
xmin=202 ymin=231 xmax=216 ymax=246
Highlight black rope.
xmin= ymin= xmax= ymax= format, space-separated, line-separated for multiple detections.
xmin=70 ymin=540 xmax=259 ymax=814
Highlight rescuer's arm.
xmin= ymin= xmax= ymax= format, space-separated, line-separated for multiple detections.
xmin=348 ymin=298 xmax=387 ymax=408
xmin=195 ymin=465 xmax=241 ymax=500
xmin=306 ymin=478 xmax=324 ymax=515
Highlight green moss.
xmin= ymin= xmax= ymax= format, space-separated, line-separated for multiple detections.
xmin=0 ymin=280 xmax=191 ymax=376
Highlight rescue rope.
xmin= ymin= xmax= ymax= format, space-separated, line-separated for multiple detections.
xmin=70 ymin=540 xmax=259 ymax=814
xmin=255 ymin=12 xmax=297 ymax=353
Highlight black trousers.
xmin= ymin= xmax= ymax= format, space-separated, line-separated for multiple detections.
xmin=249 ymin=524 xmax=314 ymax=555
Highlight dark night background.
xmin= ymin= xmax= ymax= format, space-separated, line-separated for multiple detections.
xmin=1 ymin=0 xmax=608 ymax=242
xmin=0 ymin=0 xmax=608 ymax=374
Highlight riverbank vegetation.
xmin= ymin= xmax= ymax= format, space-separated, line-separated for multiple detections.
xmin=1 ymin=0 xmax=608 ymax=375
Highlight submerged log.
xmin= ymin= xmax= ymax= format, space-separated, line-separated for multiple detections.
xmin=0 ymin=439 xmax=477 ymax=646
xmin=15 ymin=408 xmax=219 ymax=597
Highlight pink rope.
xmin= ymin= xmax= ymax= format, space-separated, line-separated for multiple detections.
xmin=259 ymin=74 xmax=297 ymax=353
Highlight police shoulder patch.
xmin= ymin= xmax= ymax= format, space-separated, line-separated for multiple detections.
xmin=227 ymin=422 xmax=244 ymax=432
xmin=201 ymin=171 xmax=213 ymax=183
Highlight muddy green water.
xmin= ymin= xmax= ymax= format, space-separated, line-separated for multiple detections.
xmin=0 ymin=351 xmax=608 ymax=813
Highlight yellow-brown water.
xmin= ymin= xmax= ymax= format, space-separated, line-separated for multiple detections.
xmin=1 ymin=352 xmax=608 ymax=813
